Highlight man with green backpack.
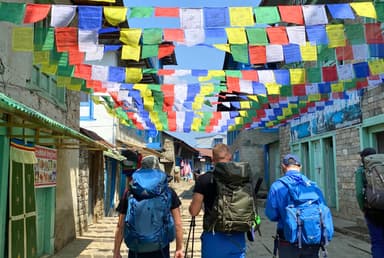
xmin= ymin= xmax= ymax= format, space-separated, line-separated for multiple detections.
xmin=189 ymin=143 xmax=257 ymax=258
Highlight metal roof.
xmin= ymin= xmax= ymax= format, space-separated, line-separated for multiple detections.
xmin=0 ymin=93 xmax=108 ymax=150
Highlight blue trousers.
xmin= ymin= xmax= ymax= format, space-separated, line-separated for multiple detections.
xmin=278 ymin=240 xmax=320 ymax=258
xmin=366 ymin=216 xmax=384 ymax=258
xmin=201 ymin=231 xmax=246 ymax=258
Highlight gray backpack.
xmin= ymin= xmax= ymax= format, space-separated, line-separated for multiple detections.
xmin=364 ymin=154 xmax=384 ymax=210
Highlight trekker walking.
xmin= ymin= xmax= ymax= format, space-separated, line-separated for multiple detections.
xmin=355 ymin=147 xmax=384 ymax=258
xmin=265 ymin=154 xmax=333 ymax=258
xmin=189 ymin=143 xmax=255 ymax=258
xmin=113 ymin=155 xmax=184 ymax=258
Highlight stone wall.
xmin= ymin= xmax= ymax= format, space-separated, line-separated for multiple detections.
xmin=232 ymin=129 xmax=279 ymax=182
xmin=77 ymin=149 xmax=90 ymax=235
xmin=334 ymin=126 xmax=362 ymax=219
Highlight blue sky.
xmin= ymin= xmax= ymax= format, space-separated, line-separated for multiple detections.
xmin=125 ymin=0 xmax=262 ymax=70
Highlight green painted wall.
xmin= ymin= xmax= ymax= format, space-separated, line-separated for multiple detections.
xmin=0 ymin=136 xmax=10 ymax=257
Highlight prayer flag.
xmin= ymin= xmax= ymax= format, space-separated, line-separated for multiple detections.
xmin=365 ymin=23 xmax=384 ymax=44
xmin=0 ymin=2 xmax=25 ymax=24
xmin=121 ymin=45 xmax=141 ymax=61
xmin=129 ymin=7 xmax=153 ymax=18
xmin=278 ymin=5 xmax=304 ymax=24
xmin=229 ymin=7 xmax=254 ymax=27
xmin=283 ymin=44 xmax=302 ymax=64
xmin=104 ymin=6 xmax=127 ymax=26
xmin=326 ymin=24 xmax=346 ymax=48
xmin=246 ymin=28 xmax=268 ymax=45
xmin=266 ymin=27 xmax=289 ymax=44
xmin=350 ymin=2 xmax=377 ymax=19
xmin=249 ymin=46 xmax=266 ymax=64
xmin=154 ymin=7 xmax=179 ymax=17
xmin=50 ymin=5 xmax=76 ymax=27
xmin=226 ymin=28 xmax=247 ymax=44
xmin=326 ymin=4 xmax=355 ymax=19
xmin=78 ymin=6 xmax=102 ymax=30
xmin=12 ymin=27 xmax=33 ymax=51
xmin=322 ymin=66 xmax=338 ymax=82
xmin=302 ymin=5 xmax=328 ymax=25
xmin=254 ymin=6 xmax=281 ymax=24
xmin=204 ymin=7 xmax=229 ymax=28
xmin=23 ymin=4 xmax=50 ymax=24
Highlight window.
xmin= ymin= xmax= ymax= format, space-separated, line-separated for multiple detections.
xmin=80 ymin=92 xmax=94 ymax=120
xmin=212 ymin=137 xmax=223 ymax=147
xmin=30 ymin=65 xmax=66 ymax=109
xmin=30 ymin=18 xmax=66 ymax=109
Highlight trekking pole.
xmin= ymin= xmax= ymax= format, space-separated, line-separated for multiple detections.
xmin=184 ymin=216 xmax=196 ymax=258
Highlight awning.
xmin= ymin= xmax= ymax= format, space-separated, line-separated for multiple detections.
xmin=0 ymin=93 xmax=107 ymax=150
xmin=116 ymin=139 xmax=169 ymax=160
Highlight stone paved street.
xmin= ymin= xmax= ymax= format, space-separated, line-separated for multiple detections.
xmin=51 ymin=180 xmax=372 ymax=258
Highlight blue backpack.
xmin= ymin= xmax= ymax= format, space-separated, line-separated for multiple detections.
xmin=124 ymin=168 xmax=175 ymax=253
xmin=279 ymin=176 xmax=334 ymax=249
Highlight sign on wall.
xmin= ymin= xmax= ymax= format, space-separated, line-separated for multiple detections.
xmin=34 ymin=146 xmax=57 ymax=188
xmin=290 ymin=91 xmax=362 ymax=141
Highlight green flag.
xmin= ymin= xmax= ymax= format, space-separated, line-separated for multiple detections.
xmin=129 ymin=7 xmax=154 ymax=18
xmin=230 ymin=44 xmax=249 ymax=64
xmin=0 ymin=2 xmax=25 ymax=24
xmin=317 ymin=45 xmax=335 ymax=62
xmin=141 ymin=45 xmax=159 ymax=58
xmin=143 ymin=28 xmax=163 ymax=44
xmin=306 ymin=67 xmax=322 ymax=83
xmin=344 ymin=24 xmax=365 ymax=45
xmin=246 ymin=28 xmax=268 ymax=45
xmin=254 ymin=7 xmax=281 ymax=24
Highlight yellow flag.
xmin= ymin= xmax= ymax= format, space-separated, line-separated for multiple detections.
xmin=225 ymin=28 xmax=247 ymax=44
xmin=198 ymin=75 xmax=212 ymax=82
xmin=126 ymin=67 xmax=143 ymax=83
xmin=326 ymin=24 xmax=345 ymax=48
xmin=289 ymin=68 xmax=305 ymax=85
xmin=240 ymin=101 xmax=251 ymax=109
xmin=200 ymin=84 xmax=214 ymax=95
xmin=265 ymin=82 xmax=280 ymax=95
xmin=288 ymin=103 xmax=298 ymax=109
xmin=67 ymin=82 xmax=82 ymax=91
xmin=350 ymin=2 xmax=377 ymax=19
xmin=149 ymin=112 xmax=163 ymax=130
xmin=300 ymin=42 xmax=317 ymax=61
xmin=235 ymin=116 xmax=243 ymax=125
xmin=33 ymin=51 xmax=50 ymax=65
xmin=209 ymin=70 xmax=225 ymax=78
xmin=12 ymin=27 xmax=34 ymax=52
xmin=368 ymin=59 xmax=384 ymax=75
xmin=134 ymin=83 xmax=147 ymax=93
xmin=41 ymin=64 xmax=57 ymax=75
xmin=308 ymin=93 xmax=321 ymax=101
xmin=92 ymin=0 xmax=115 ymax=2
xmin=229 ymin=7 xmax=255 ymax=27
xmin=122 ymin=45 xmax=141 ymax=61
xmin=192 ymin=96 xmax=204 ymax=110
xmin=143 ymin=95 xmax=154 ymax=111
xmin=120 ymin=28 xmax=142 ymax=45
xmin=239 ymin=110 xmax=248 ymax=117
xmin=282 ymin=108 xmax=292 ymax=117
xmin=191 ymin=117 xmax=202 ymax=131
xmin=56 ymin=76 xmax=71 ymax=87
xmin=214 ymin=44 xmax=230 ymax=52
xmin=248 ymin=95 xmax=259 ymax=101
xmin=331 ymin=82 xmax=343 ymax=92
xmin=104 ymin=6 xmax=127 ymax=26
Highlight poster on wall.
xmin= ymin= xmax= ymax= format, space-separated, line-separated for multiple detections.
xmin=290 ymin=91 xmax=362 ymax=142
xmin=34 ymin=145 xmax=57 ymax=188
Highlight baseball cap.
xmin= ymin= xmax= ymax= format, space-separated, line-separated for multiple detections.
xmin=282 ymin=154 xmax=301 ymax=166
xmin=359 ymin=147 xmax=376 ymax=158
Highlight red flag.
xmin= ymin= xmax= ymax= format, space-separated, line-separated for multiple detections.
xmin=55 ymin=27 xmax=78 ymax=52
xmin=226 ymin=77 xmax=240 ymax=92
xmin=23 ymin=4 xmax=51 ymax=24
xmin=292 ymin=84 xmax=306 ymax=96
xmin=158 ymin=44 xmax=175 ymax=58
xmin=69 ymin=50 xmax=84 ymax=65
xmin=241 ymin=70 xmax=259 ymax=81
xmin=278 ymin=6 xmax=304 ymax=25
xmin=322 ymin=66 xmax=338 ymax=82
xmin=74 ymin=64 xmax=92 ymax=80
xmin=266 ymin=27 xmax=289 ymax=44
xmin=365 ymin=23 xmax=384 ymax=44
xmin=163 ymin=29 xmax=185 ymax=43
xmin=336 ymin=45 xmax=353 ymax=61
xmin=154 ymin=7 xmax=179 ymax=17
xmin=249 ymin=46 xmax=266 ymax=64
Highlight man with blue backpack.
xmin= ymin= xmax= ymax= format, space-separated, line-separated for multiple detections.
xmin=265 ymin=154 xmax=334 ymax=258
xmin=113 ymin=155 xmax=184 ymax=258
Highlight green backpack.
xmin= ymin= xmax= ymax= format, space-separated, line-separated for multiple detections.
xmin=204 ymin=162 xmax=256 ymax=233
